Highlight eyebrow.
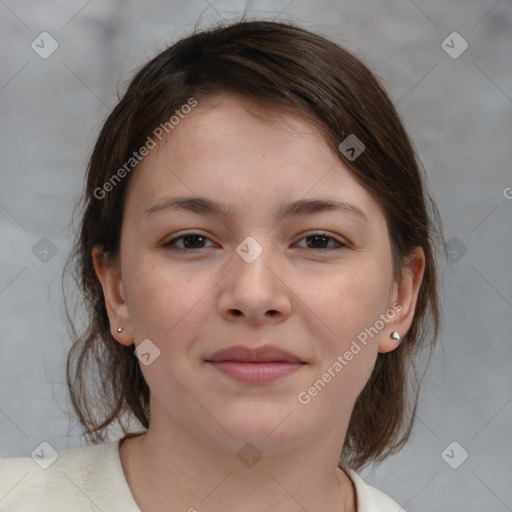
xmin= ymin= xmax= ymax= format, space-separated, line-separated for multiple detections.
xmin=145 ymin=195 xmax=368 ymax=223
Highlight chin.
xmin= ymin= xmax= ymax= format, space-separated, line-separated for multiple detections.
xmin=207 ymin=404 xmax=309 ymax=454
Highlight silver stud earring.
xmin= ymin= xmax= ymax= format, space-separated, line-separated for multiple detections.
xmin=117 ymin=326 xmax=123 ymax=333
xmin=390 ymin=331 xmax=402 ymax=343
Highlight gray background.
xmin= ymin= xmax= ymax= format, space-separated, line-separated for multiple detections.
xmin=1 ymin=1 xmax=511 ymax=511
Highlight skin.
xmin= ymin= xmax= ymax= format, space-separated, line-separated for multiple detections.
xmin=93 ymin=94 xmax=424 ymax=512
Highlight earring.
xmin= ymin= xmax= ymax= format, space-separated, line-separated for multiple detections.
xmin=117 ymin=326 xmax=123 ymax=333
xmin=390 ymin=331 xmax=402 ymax=344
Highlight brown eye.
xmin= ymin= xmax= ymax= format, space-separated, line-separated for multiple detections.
xmin=296 ymin=233 xmax=345 ymax=250
xmin=164 ymin=233 xmax=215 ymax=250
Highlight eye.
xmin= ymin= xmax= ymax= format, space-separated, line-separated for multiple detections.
xmin=163 ymin=232 xmax=217 ymax=250
xmin=295 ymin=232 xmax=345 ymax=250
xmin=163 ymin=231 xmax=345 ymax=251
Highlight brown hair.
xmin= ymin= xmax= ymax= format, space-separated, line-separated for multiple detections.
xmin=65 ymin=19 xmax=443 ymax=470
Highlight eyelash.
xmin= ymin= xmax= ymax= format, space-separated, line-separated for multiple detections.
xmin=163 ymin=232 xmax=346 ymax=252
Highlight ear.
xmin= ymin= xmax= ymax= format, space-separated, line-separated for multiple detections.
xmin=378 ymin=246 xmax=425 ymax=353
xmin=92 ymin=246 xmax=134 ymax=346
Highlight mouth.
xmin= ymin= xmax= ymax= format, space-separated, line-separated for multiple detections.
xmin=205 ymin=345 xmax=307 ymax=384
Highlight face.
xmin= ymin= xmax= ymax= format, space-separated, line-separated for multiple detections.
xmin=96 ymin=94 xmax=422 ymax=455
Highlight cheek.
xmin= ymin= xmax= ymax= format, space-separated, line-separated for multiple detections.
xmin=296 ymin=353 xmax=376 ymax=418
xmin=297 ymin=258 xmax=391 ymax=403
xmin=122 ymin=253 xmax=211 ymax=341
xmin=123 ymin=260 xmax=215 ymax=400
xmin=304 ymin=258 xmax=392 ymax=343
xmin=296 ymin=291 xmax=380 ymax=416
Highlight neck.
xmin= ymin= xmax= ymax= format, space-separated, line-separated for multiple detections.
xmin=119 ymin=414 xmax=356 ymax=512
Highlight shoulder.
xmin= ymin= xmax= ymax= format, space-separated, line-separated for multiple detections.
xmin=0 ymin=438 xmax=140 ymax=512
xmin=344 ymin=466 xmax=406 ymax=512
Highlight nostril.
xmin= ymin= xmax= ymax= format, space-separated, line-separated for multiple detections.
xmin=228 ymin=309 xmax=279 ymax=317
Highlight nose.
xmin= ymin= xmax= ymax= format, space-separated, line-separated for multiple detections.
xmin=217 ymin=240 xmax=292 ymax=326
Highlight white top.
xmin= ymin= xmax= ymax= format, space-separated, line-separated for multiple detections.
xmin=0 ymin=436 xmax=405 ymax=511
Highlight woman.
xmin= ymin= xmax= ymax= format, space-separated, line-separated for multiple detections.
xmin=0 ymin=19 xmax=442 ymax=511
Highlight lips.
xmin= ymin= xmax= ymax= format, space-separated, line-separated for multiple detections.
xmin=205 ymin=345 xmax=304 ymax=364
xmin=205 ymin=345 xmax=306 ymax=384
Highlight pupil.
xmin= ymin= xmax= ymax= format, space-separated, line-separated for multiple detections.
xmin=184 ymin=235 xmax=204 ymax=248
xmin=307 ymin=235 xmax=328 ymax=248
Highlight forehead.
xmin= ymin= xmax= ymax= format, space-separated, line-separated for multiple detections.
xmin=169 ymin=94 xmax=335 ymax=165
xmin=124 ymin=94 xmax=382 ymax=227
